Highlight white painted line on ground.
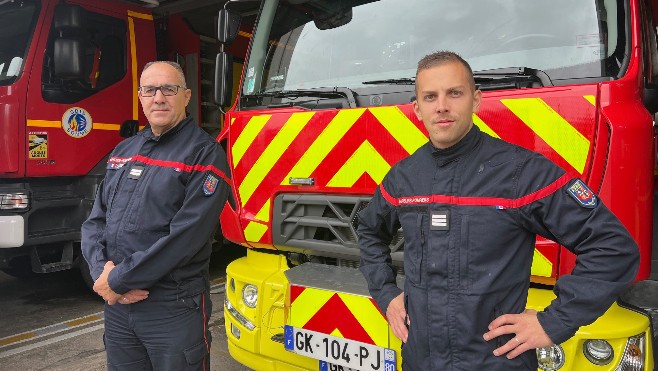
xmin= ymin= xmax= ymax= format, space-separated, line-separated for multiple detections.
xmin=0 ymin=282 xmax=226 ymax=357
xmin=0 ymin=323 xmax=105 ymax=359
xmin=0 ymin=312 xmax=104 ymax=349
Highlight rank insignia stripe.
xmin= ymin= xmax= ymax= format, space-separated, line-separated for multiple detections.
xmin=127 ymin=164 xmax=144 ymax=180
xmin=430 ymin=210 xmax=449 ymax=231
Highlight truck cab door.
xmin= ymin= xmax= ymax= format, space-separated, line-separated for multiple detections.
xmin=24 ymin=2 xmax=154 ymax=178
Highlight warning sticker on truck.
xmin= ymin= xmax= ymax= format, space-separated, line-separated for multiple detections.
xmin=29 ymin=132 xmax=48 ymax=159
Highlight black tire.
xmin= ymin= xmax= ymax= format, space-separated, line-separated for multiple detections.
xmin=77 ymin=256 xmax=95 ymax=291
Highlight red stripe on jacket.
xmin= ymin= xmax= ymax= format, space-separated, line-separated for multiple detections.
xmin=380 ymin=173 xmax=571 ymax=208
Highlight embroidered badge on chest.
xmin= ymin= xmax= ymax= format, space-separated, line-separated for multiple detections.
xmin=566 ymin=179 xmax=598 ymax=208
xmin=203 ymin=173 xmax=219 ymax=196
xmin=431 ymin=210 xmax=449 ymax=230
xmin=127 ymin=164 xmax=144 ymax=180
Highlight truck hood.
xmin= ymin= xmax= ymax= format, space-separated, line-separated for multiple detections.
xmin=225 ymin=84 xmax=599 ymax=281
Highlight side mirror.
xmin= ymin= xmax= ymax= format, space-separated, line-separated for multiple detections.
xmin=313 ymin=1 xmax=353 ymax=30
xmin=52 ymin=4 xmax=88 ymax=80
xmin=53 ymin=38 xmax=86 ymax=79
xmin=53 ymin=4 xmax=86 ymax=31
xmin=214 ymin=51 xmax=233 ymax=107
xmin=217 ymin=9 xmax=241 ymax=44
xmin=120 ymin=120 xmax=139 ymax=138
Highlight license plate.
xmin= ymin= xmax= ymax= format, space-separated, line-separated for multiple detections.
xmin=320 ymin=361 xmax=358 ymax=371
xmin=285 ymin=325 xmax=396 ymax=371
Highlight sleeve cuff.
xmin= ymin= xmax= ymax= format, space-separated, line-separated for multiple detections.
xmin=91 ymin=268 xmax=103 ymax=282
xmin=107 ymin=267 xmax=129 ymax=295
xmin=537 ymin=310 xmax=577 ymax=345
xmin=374 ymin=284 xmax=403 ymax=315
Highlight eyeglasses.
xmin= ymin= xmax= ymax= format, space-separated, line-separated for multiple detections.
xmin=138 ymin=84 xmax=186 ymax=97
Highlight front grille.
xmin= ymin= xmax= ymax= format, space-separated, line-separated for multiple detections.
xmin=272 ymin=194 xmax=404 ymax=262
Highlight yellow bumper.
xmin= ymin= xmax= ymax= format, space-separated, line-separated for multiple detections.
xmin=225 ymin=249 xmax=318 ymax=370
xmin=225 ymin=249 xmax=653 ymax=370
xmin=527 ymin=287 xmax=653 ymax=370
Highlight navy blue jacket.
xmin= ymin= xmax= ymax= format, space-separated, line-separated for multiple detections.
xmin=81 ymin=117 xmax=230 ymax=297
xmin=358 ymin=125 xmax=639 ymax=370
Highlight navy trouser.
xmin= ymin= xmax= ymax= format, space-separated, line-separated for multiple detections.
xmin=103 ymin=290 xmax=212 ymax=371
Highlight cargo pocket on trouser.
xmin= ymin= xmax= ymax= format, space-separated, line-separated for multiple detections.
xmin=183 ymin=341 xmax=209 ymax=370
xmin=105 ymin=331 xmax=153 ymax=371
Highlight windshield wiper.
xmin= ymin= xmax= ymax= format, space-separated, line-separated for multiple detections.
xmin=473 ymin=67 xmax=553 ymax=90
xmin=362 ymin=77 xmax=415 ymax=85
xmin=253 ymin=87 xmax=357 ymax=108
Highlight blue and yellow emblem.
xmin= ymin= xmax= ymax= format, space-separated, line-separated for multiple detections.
xmin=203 ymin=173 xmax=219 ymax=196
xmin=62 ymin=107 xmax=93 ymax=138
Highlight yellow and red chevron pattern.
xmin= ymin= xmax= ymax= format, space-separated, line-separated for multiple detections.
xmin=228 ymin=85 xmax=597 ymax=279
xmin=288 ymin=284 xmax=394 ymax=348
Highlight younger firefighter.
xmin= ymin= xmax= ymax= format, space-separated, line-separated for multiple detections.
xmin=358 ymin=51 xmax=639 ymax=370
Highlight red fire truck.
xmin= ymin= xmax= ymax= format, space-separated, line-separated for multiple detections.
xmin=217 ymin=0 xmax=658 ymax=370
xmin=0 ymin=0 xmax=248 ymax=283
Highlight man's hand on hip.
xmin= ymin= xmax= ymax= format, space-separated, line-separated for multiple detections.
xmin=386 ymin=293 xmax=409 ymax=343
xmin=483 ymin=309 xmax=553 ymax=359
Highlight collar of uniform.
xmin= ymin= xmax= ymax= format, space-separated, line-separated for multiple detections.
xmin=140 ymin=116 xmax=194 ymax=141
xmin=429 ymin=124 xmax=482 ymax=166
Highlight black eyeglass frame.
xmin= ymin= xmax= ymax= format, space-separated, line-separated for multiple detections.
xmin=138 ymin=84 xmax=187 ymax=97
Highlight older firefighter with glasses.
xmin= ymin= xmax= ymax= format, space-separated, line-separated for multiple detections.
xmin=81 ymin=61 xmax=230 ymax=371
xmin=358 ymin=51 xmax=639 ymax=370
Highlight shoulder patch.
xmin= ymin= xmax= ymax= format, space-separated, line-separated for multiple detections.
xmin=566 ymin=179 xmax=598 ymax=208
xmin=203 ymin=173 xmax=219 ymax=196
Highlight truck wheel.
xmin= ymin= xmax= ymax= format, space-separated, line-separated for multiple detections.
xmin=77 ymin=257 xmax=95 ymax=291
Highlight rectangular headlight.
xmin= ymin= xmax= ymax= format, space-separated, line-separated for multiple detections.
xmin=225 ymin=297 xmax=256 ymax=331
xmin=0 ymin=193 xmax=29 ymax=210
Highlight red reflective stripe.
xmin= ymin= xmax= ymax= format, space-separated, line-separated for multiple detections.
xmin=303 ymin=293 xmax=376 ymax=345
xmin=290 ymin=285 xmax=305 ymax=304
xmin=369 ymin=297 xmax=386 ymax=319
xmin=379 ymin=183 xmax=399 ymax=206
xmin=511 ymin=173 xmax=571 ymax=207
xmin=380 ymin=173 xmax=571 ymax=208
xmin=132 ymin=154 xmax=230 ymax=184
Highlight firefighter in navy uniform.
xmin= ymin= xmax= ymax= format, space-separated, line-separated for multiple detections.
xmin=81 ymin=61 xmax=230 ymax=371
xmin=358 ymin=51 xmax=639 ymax=370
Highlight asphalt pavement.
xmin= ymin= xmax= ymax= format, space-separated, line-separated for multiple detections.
xmin=0 ymin=244 xmax=251 ymax=371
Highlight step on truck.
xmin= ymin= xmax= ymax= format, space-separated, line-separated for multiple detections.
xmin=216 ymin=0 xmax=658 ymax=370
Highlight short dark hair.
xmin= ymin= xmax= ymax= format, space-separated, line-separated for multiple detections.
xmin=142 ymin=61 xmax=187 ymax=87
xmin=416 ymin=51 xmax=476 ymax=90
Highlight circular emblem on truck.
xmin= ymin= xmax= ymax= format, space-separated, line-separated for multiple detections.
xmin=62 ymin=107 xmax=92 ymax=138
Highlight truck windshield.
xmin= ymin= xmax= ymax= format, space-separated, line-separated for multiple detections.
xmin=0 ymin=0 xmax=39 ymax=86
xmin=242 ymin=0 xmax=625 ymax=97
